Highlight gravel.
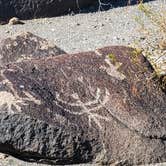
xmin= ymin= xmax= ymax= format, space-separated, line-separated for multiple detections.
xmin=0 ymin=0 xmax=165 ymax=75
xmin=0 ymin=0 xmax=164 ymax=53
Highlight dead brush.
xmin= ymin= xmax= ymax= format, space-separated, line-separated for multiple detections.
xmin=133 ymin=0 xmax=166 ymax=91
xmin=138 ymin=1 xmax=166 ymax=36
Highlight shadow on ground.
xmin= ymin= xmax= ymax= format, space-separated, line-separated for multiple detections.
xmin=78 ymin=0 xmax=155 ymax=13
xmin=0 ymin=0 xmax=155 ymax=23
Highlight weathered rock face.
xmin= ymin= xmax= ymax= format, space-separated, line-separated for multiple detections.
xmin=0 ymin=32 xmax=66 ymax=66
xmin=0 ymin=46 xmax=165 ymax=165
xmin=0 ymin=0 xmax=97 ymax=20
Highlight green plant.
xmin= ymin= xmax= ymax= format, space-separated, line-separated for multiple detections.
xmin=108 ymin=53 xmax=117 ymax=64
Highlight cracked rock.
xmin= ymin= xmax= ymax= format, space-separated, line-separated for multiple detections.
xmin=0 ymin=45 xmax=165 ymax=165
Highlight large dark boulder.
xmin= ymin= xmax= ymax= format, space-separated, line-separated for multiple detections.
xmin=0 ymin=0 xmax=97 ymax=20
xmin=0 ymin=45 xmax=165 ymax=165
xmin=0 ymin=32 xmax=66 ymax=66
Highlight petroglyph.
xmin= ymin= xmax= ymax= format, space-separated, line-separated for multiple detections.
xmin=0 ymin=46 xmax=165 ymax=165
xmin=0 ymin=70 xmax=41 ymax=113
xmin=100 ymin=56 xmax=126 ymax=80
xmin=95 ymin=50 xmax=103 ymax=57
xmin=0 ymin=32 xmax=66 ymax=66
xmin=0 ymin=91 xmax=27 ymax=113
xmin=22 ymin=91 xmax=41 ymax=105
xmin=55 ymin=87 xmax=111 ymax=129
xmin=60 ymin=69 xmax=68 ymax=79
xmin=1 ymin=69 xmax=20 ymax=98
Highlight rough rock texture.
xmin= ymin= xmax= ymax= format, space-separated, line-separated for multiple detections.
xmin=0 ymin=46 xmax=165 ymax=165
xmin=0 ymin=32 xmax=66 ymax=66
xmin=0 ymin=155 xmax=166 ymax=166
xmin=0 ymin=154 xmax=49 ymax=166
xmin=0 ymin=153 xmax=94 ymax=166
xmin=0 ymin=0 xmax=97 ymax=20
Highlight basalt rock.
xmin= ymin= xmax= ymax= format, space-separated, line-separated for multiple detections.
xmin=0 ymin=46 xmax=165 ymax=165
xmin=0 ymin=32 xmax=66 ymax=66
xmin=0 ymin=0 xmax=97 ymax=20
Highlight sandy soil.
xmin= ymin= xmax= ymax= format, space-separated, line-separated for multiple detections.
xmin=0 ymin=0 xmax=164 ymax=54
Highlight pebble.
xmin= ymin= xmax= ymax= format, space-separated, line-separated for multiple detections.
xmin=19 ymin=85 xmax=25 ymax=89
xmin=159 ymin=39 xmax=166 ymax=50
xmin=8 ymin=17 xmax=24 ymax=25
xmin=0 ymin=153 xmax=8 ymax=159
xmin=5 ymin=30 xmax=10 ymax=33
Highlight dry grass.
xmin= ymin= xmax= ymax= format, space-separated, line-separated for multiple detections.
xmin=133 ymin=0 xmax=166 ymax=90
xmin=138 ymin=1 xmax=166 ymax=37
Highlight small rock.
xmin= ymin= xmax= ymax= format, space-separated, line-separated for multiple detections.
xmin=159 ymin=39 xmax=166 ymax=50
xmin=100 ymin=23 xmax=105 ymax=27
xmin=93 ymin=25 xmax=98 ymax=28
xmin=5 ymin=30 xmax=10 ymax=33
xmin=0 ymin=153 xmax=9 ymax=159
xmin=140 ymin=36 xmax=146 ymax=40
xmin=114 ymin=36 xmax=120 ymax=40
xmin=8 ymin=17 xmax=24 ymax=25
xmin=19 ymin=85 xmax=25 ymax=89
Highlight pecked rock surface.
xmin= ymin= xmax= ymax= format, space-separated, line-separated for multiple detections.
xmin=0 ymin=46 xmax=165 ymax=165
xmin=0 ymin=0 xmax=97 ymax=20
xmin=0 ymin=32 xmax=65 ymax=66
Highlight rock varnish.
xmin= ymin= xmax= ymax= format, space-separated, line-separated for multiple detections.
xmin=0 ymin=32 xmax=65 ymax=66
xmin=0 ymin=43 xmax=165 ymax=165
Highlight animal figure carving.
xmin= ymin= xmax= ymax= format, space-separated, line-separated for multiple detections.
xmin=0 ymin=36 xmax=165 ymax=165
xmin=55 ymin=87 xmax=110 ymax=129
